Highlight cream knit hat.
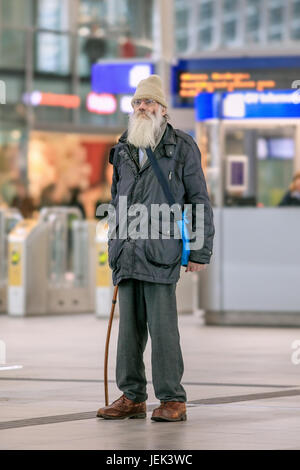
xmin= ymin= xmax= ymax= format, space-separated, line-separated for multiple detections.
xmin=131 ymin=74 xmax=167 ymax=108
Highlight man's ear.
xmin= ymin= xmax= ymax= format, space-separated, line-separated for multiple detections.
xmin=161 ymin=106 xmax=167 ymax=116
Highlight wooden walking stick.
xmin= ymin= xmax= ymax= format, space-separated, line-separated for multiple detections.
xmin=104 ymin=284 xmax=119 ymax=406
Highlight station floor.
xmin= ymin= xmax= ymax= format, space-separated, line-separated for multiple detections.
xmin=1 ymin=311 xmax=300 ymax=450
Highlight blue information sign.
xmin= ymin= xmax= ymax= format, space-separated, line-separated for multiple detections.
xmin=91 ymin=62 xmax=154 ymax=94
xmin=195 ymin=90 xmax=300 ymax=121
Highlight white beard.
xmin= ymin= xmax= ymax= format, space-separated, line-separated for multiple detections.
xmin=127 ymin=109 xmax=164 ymax=149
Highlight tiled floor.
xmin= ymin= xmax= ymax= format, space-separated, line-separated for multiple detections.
xmin=1 ymin=313 xmax=300 ymax=449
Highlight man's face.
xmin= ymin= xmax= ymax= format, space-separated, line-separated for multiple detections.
xmin=127 ymin=98 xmax=167 ymax=149
xmin=133 ymin=99 xmax=166 ymax=119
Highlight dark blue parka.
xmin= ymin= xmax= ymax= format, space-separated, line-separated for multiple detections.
xmin=107 ymin=122 xmax=215 ymax=286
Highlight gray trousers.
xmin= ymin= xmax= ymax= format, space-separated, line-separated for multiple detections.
xmin=116 ymin=279 xmax=187 ymax=403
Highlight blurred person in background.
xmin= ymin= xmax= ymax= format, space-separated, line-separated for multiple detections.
xmin=83 ymin=22 xmax=107 ymax=69
xmin=278 ymin=171 xmax=300 ymax=206
xmin=97 ymin=75 xmax=215 ymax=423
xmin=11 ymin=180 xmax=36 ymax=218
xmin=40 ymin=181 xmax=86 ymax=218
xmin=0 ymin=176 xmax=35 ymax=218
xmin=119 ymin=32 xmax=136 ymax=58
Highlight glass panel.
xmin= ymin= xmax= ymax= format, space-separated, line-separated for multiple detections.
xmin=246 ymin=14 xmax=260 ymax=32
xmin=1 ymin=0 xmax=34 ymax=27
xmin=77 ymin=0 xmax=153 ymax=66
xmin=78 ymin=0 xmax=108 ymax=27
xmin=258 ymin=160 xmax=294 ymax=207
xmin=175 ymin=9 xmax=189 ymax=29
xmin=269 ymin=7 xmax=284 ymax=25
xmin=293 ymin=0 xmax=300 ymax=17
xmin=48 ymin=213 xmax=68 ymax=285
xmin=222 ymin=20 xmax=237 ymax=42
xmin=72 ymin=219 xmax=89 ymax=287
xmin=44 ymin=209 xmax=85 ymax=287
xmin=268 ymin=29 xmax=283 ymax=41
xmin=37 ymin=0 xmax=70 ymax=31
xmin=222 ymin=126 xmax=295 ymax=207
xmin=0 ymin=28 xmax=26 ymax=70
xmin=247 ymin=0 xmax=260 ymax=7
xmin=199 ymin=1 xmax=214 ymax=20
xmin=291 ymin=26 xmax=300 ymax=39
xmin=176 ymin=36 xmax=188 ymax=53
xmin=198 ymin=27 xmax=213 ymax=47
xmin=34 ymin=31 xmax=71 ymax=75
xmin=257 ymin=128 xmax=295 ymax=207
xmin=246 ymin=30 xmax=260 ymax=42
xmin=223 ymin=0 xmax=238 ymax=13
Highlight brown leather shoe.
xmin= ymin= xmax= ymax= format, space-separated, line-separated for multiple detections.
xmin=151 ymin=401 xmax=187 ymax=422
xmin=96 ymin=394 xmax=147 ymax=420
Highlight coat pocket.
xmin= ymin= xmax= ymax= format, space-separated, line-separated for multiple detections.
xmin=145 ymin=217 xmax=182 ymax=268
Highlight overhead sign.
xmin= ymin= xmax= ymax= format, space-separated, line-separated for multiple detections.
xmin=179 ymin=72 xmax=275 ymax=98
xmin=86 ymin=92 xmax=117 ymax=114
xmin=195 ymin=90 xmax=300 ymax=121
xmin=120 ymin=95 xmax=134 ymax=113
xmin=23 ymin=91 xmax=80 ymax=108
xmin=172 ymin=56 xmax=300 ymax=108
xmin=91 ymin=62 xmax=154 ymax=94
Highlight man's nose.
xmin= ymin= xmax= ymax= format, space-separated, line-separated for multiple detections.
xmin=138 ymin=102 xmax=146 ymax=111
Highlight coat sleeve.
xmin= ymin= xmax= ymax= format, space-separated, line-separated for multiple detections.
xmin=182 ymin=139 xmax=215 ymax=264
xmin=109 ymin=147 xmax=119 ymax=205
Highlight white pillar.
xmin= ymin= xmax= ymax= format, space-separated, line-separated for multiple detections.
xmin=153 ymin=0 xmax=174 ymax=106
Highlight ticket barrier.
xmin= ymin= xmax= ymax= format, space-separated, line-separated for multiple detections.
xmin=7 ymin=207 xmax=96 ymax=316
xmin=0 ymin=208 xmax=23 ymax=313
xmin=95 ymin=219 xmax=119 ymax=318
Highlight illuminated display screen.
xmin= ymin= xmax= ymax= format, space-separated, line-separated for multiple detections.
xmin=172 ymin=56 xmax=300 ymax=108
xmin=179 ymin=72 xmax=275 ymax=97
xmin=230 ymin=162 xmax=245 ymax=185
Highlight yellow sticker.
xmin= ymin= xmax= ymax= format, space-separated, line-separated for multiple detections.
xmin=96 ymin=245 xmax=110 ymax=287
xmin=8 ymin=243 xmax=23 ymax=286
xmin=98 ymin=251 xmax=108 ymax=266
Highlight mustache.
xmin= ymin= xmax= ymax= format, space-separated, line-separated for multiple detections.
xmin=135 ymin=109 xmax=155 ymax=119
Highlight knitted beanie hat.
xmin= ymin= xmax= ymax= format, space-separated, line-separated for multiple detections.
xmin=131 ymin=74 xmax=167 ymax=108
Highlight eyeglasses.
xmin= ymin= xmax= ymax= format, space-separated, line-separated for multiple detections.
xmin=132 ymin=99 xmax=157 ymax=107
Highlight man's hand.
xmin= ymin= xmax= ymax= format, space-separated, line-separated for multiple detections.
xmin=185 ymin=261 xmax=207 ymax=272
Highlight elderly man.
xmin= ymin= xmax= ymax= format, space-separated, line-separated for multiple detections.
xmin=97 ymin=75 xmax=214 ymax=422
